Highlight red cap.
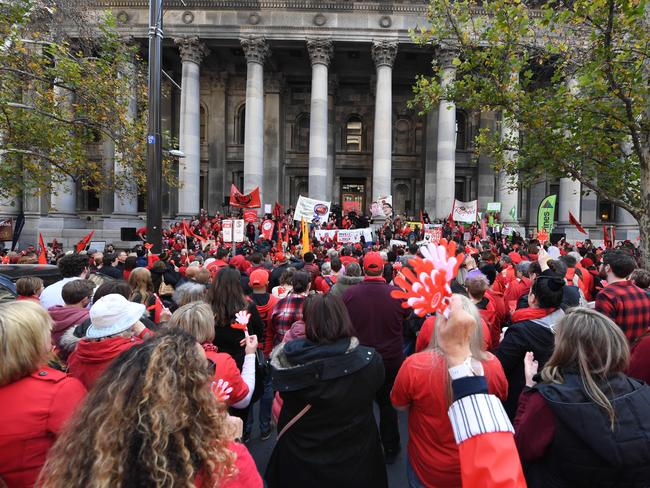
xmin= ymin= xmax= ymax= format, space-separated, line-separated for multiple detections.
xmin=363 ymin=251 xmax=384 ymax=272
xmin=250 ymin=269 xmax=269 ymax=287
xmin=508 ymin=251 xmax=523 ymax=264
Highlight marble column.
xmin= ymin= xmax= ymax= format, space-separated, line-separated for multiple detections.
xmin=176 ymin=37 xmax=207 ymax=217
xmin=49 ymin=83 xmax=76 ymax=215
xmin=424 ymin=107 xmax=439 ymax=214
xmin=371 ymin=40 xmax=397 ymax=200
xmin=557 ymin=77 xmax=582 ymax=235
xmin=113 ymin=53 xmax=139 ymax=215
xmin=435 ymin=48 xmax=457 ymax=219
xmin=477 ymin=111 xmax=497 ymax=210
xmin=207 ymin=73 xmax=227 ymax=215
xmin=498 ymin=70 xmax=520 ymax=223
xmin=264 ymin=75 xmax=283 ymax=206
xmin=306 ymin=38 xmax=333 ymax=202
xmin=327 ymin=76 xmax=338 ymax=202
xmin=241 ymin=36 xmax=269 ymax=203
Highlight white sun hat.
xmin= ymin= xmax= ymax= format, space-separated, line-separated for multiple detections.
xmin=86 ymin=294 xmax=146 ymax=339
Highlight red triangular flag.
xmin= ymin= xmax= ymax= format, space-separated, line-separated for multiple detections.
xmin=38 ymin=233 xmax=47 ymax=264
xmin=569 ymin=211 xmax=587 ymax=234
xmin=611 ymin=225 xmax=616 ymax=246
xmin=448 ymin=212 xmax=455 ymax=231
xmin=603 ymin=224 xmax=611 ymax=248
xmin=182 ymin=219 xmax=206 ymax=243
xmin=76 ymin=230 xmax=94 ymax=253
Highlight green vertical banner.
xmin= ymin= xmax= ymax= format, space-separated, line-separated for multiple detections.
xmin=537 ymin=194 xmax=557 ymax=232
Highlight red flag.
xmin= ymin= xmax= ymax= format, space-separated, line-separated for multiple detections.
xmin=611 ymin=225 xmax=616 ymax=246
xmin=76 ymin=230 xmax=94 ymax=253
xmin=147 ymin=294 xmax=164 ymax=323
xmin=448 ymin=212 xmax=455 ymax=232
xmin=229 ymin=184 xmax=261 ymax=208
xmin=568 ymin=211 xmax=587 ymax=234
xmin=273 ymin=202 xmax=284 ymax=218
xmin=243 ymin=210 xmax=258 ymax=223
xmin=38 ymin=233 xmax=47 ymax=264
xmin=603 ymin=225 xmax=611 ymax=248
xmin=182 ymin=220 xmax=206 ymax=243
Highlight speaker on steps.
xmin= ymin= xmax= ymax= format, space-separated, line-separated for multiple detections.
xmin=120 ymin=227 xmax=138 ymax=241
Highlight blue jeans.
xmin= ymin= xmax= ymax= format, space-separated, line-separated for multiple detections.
xmin=407 ymin=456 xmax=426 ymax=488
xmin=244 ymin=374 xmax=274 ymax=435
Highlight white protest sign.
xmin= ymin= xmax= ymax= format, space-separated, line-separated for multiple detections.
xmin=315 ymin=230 xmax=337 ymax=242
xmin=222 ymin=220 xmax=233 ymax=242
xmin=487 ymin=202 xmax=502 ymax=212
xmin=452 ymin=199 xmax=478 ymax=223
xmin=264 ymin=204 xmax=272 ymax=214
xmin=390 ymin=239 xmax=408 ymax=248
xmin=233 ymin=219 xmax=245 ymax=242
xmin=293 ymin=195 xmax=331 ymax=224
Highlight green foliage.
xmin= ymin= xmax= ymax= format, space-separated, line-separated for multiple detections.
xmin=412 ymin=0 xmax=650 ymax=221
xmin=0 ymin=0 xmax=176 ymax=206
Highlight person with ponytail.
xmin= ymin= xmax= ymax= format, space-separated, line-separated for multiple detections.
xmin=495 ymin=267 xmax=566 ymax=418
xmin=514 ymin=308 xmax=650 ymax=488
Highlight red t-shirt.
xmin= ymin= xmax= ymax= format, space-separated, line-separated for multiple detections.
xmin=204 ymin=348 xmax=249 ymax=406
xmin=415 ymin=316 xmax=492 ymax=353
xmin=391 ymin=351 xmax=508 ymax=487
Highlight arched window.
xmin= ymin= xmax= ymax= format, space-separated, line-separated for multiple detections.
xmin=395 ymin=118 xmax=411 ymax=154
xmin=200 ymin=105 xmax=207 ymax=145
xmin=345 ymin=116 xmax=363 ymax=152
xmin=237 ymin=104 xmax=246 ymax=145
xmin=456 ymin=111 xmax=467 ymax=150
xmin=294 ymin=113 xmax=310 ymax=152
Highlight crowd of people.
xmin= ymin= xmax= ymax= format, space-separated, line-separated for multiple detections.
xmin=1 ymin=208 xmax=650 ymax=488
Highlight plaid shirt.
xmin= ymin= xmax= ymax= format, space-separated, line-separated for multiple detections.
xmin=595 ymin=280 xmax=650 ymax=342
xmin=271 ymin=292 xmax=307 ymax=346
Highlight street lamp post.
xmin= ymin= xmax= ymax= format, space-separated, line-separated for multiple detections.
xmin=146 ymin=0 xmax=163 ymax=253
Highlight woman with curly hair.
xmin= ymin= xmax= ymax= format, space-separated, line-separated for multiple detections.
xmin=39 ymin=330 xmax=262 ymax=488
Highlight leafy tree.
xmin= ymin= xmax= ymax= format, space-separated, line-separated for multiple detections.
xmin=0 ymin=0 xmax=176 ymax=208
xmin=411 ymin=0 xmax=650 ymax=260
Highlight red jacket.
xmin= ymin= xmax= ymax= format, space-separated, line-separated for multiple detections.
xmin=67 ymin=336 xmax=143 ymax=390
xmin=0 ymin=366 xmax=86 ymax=488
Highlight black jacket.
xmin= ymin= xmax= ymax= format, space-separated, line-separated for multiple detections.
xmin=266 ymin=337 xmax=387 ymax=488
xmin=526 ymin=373 xmax=650 ymax=488
xmin=269 ymin=263 xmax=290 ymax=289
xmin=495 ymin=309 xmax=564 ymax=418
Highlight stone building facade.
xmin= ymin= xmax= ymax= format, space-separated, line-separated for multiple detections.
xmin=0 ymin=1 xmax=638 ymax=247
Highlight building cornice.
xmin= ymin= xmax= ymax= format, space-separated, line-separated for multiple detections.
xmin=84 ymin=1 xmax=543 ymax=17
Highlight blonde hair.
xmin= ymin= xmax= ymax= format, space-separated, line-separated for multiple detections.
xmin=426 ymin=295 xmax=488 ymax=406
xmin=0 ymin=301 xmax=52 ymax=385
xmin=166 ymin=301 xmax=215 ymax=343
xmin=541 ymin=308 xmax=630 ymax=430
xmin=429 ymin=294 xmax=487 ymax=361
xmin=128 ymin=267 xmax=154 ymax=304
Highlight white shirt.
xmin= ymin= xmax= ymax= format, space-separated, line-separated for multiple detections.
xmin=40 ymin=277 xmax=80 ymax=310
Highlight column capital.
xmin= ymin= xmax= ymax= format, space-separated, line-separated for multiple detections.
xmin=437 ymin=47 xmax=459 ymax=70
xmin=240 ymin=36 xmax=269 ymax=65
xmin=371 ymin=40 xmax=398 ymax=68
xmin=175 ymin=37 xmax=208 ymax=65
xmin=306 ymin=38 xmax=334 ymax=67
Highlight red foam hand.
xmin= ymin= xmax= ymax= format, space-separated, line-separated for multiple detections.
xmin=392 ymin=239 xmax=464 ymax=317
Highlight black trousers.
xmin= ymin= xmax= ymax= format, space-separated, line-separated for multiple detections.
xmin=375 ymin=365 xmax=400 ymax=454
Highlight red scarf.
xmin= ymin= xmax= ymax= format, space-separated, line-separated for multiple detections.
xmin=511 ymin=307 xmax=556 ymax=323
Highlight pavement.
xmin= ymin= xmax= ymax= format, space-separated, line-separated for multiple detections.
xmin=246 ymin=403 xmax=410 ymax=487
